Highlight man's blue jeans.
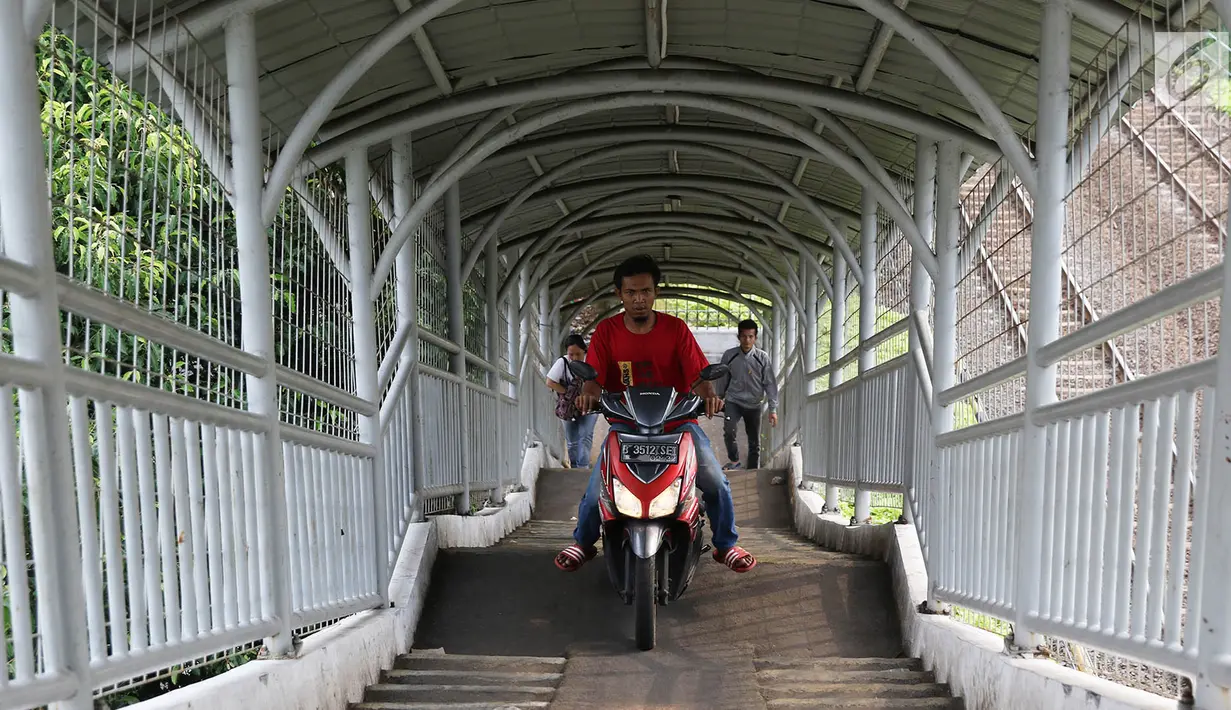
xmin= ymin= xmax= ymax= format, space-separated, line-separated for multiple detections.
xmin=571 ymin=420 xmax=739 ymax=551
xmin=562 ymin=412 xmax=598 ymax=468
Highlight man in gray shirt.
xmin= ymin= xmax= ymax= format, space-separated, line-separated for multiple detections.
xmin=714 ymin=319 xmax=778 ymax=470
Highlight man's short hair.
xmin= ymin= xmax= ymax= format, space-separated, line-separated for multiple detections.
xmin=737 ymin=319 xmax=758 ymax=334
xmin=613 ymin=254 xmax=662 ymax=290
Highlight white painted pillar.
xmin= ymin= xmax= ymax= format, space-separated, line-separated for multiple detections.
xmin=445 ymin=184 xmax=471 ymax=514
xmin=826 ymin=259 xmax=847 ymax=513
xmin=856 ymin=188 xmax=878 ymax=523
xmin=0 ymin=3 xmax=92 ymax=705
xmin=1012 ymin=0 xmax=1070 ymax=650
xmin=391 ymin=135 xmax=428 ymax=515
xmin=224 ymin=11 xmax=296 ymax=653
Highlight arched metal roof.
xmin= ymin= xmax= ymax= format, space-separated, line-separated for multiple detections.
xmin=53 ymin=0 xmax=1225 ymax=306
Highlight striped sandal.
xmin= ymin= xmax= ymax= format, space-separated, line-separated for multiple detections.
xmin=554 ymin=543 xmax=598 ymax=572
xmin=714 ymin=545 xmax=757 ymax=573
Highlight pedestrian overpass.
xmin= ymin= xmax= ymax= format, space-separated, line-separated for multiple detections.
xmin=2 ymin=0 xmax=1231 ymax=708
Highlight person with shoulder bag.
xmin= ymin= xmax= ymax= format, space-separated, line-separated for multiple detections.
xmin=546 ymin=333 xmax=599 ymax=468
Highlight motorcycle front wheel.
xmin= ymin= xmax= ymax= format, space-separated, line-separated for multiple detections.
xmin=634 ymin=553 xmax=657 ymax=651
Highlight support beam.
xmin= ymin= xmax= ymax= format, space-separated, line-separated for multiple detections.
xmin=927 ymin=139 xmax=962 ymax=609
xmin=445 ymin=184 xmax=471 ymax=514
xmin=854 ymin=188 xmax=878 ymax=523
xmin=369 ymin=90 xmax=937 ymax=297
xmin=223 ymin=10 xmax=295 ymax=655
xmin=0 ymin=3 xmax=91 ymax=706
xmin=1013 ymin=0 xmax=1071 ymax=650
xmin=856 ymin=0 xmax=909 ymax=93
xmin=542 ymin=231 xmax=807 ymax=319
xmin=300 ymin=70 xmax=1003 ymax=175
xmin=344 ymin=147 xmax=390 ymax=600
xmin=645 ymin=0 xmax=666 ymax=68
xmin=461 ymin=165 xmax=860 ymax=285
xmin=108 ymin=0 xmax=294 ymax=73
xmin=846 ymin=0 xmax=1038 ymax=195
xmin=824 ymin=258 xmax=847 ymax=513
xmin=392 ymin=0 xmax=453 ymax=95
xmin=390 ymin=134 xmax=428 ymax=514
xmin=511 ymin=185 xmax=834 ymax=302
xmin=261 ymin=0 xmax=469 ymax=226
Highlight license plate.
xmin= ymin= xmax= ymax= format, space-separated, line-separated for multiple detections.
xmin=619 ymin=442 xmax=679 ymax=464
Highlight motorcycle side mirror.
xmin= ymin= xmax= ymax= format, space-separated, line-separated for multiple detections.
xmin=567 ymin=359 xmax=598 ymax=382
xmin=699 ymin=363 xmax=730 ymax=381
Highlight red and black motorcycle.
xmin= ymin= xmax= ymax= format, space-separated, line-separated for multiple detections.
xmin=566 ymin=359 xmax=730 ymax=651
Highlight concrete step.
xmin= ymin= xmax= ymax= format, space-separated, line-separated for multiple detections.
xmin=757 ymin=668 xmax=937 ymax=684
xmin=355 ymin=651 xmax=565 ymax=709
xmin=391 ymin=653 xmax=566 ymax=674
xmin=363 ymin=684 xmax=557 ymax=704
xmin=767 ymin=698 xmax=963 ymax=708
xmin=763 ymin=682 xmax=951 ymax=699
xmin=354 ymin=698 xmax=551 ymax=703
xmin=380 ymin=669 xmax=563 ymax=686
xmin=755 ymin=656 xmax=962 ymax=709
xmin=755 ymin=656 xmax=924 ymax=671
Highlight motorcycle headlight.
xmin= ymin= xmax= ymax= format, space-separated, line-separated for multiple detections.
xmin=610 ymin=476 xmax=644 ymax=517
xmin=647 ymin=478 xmax=683 ymax=518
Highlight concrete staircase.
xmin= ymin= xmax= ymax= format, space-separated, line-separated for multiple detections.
xmin=350 ymin=649 xmax=565 ymax=709
xmin=755 ymin=657 xmax=964 ymax=708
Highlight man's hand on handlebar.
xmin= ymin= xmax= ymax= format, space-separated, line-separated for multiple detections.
xmin=694 ymin=380 xmax=725 ymax=419
xmin=575 ymin=380 xmax=602 ymax=414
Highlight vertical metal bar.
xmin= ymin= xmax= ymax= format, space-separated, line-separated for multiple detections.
xmin=486 ymin=231 xmax=506 ymax=503
xmin=825 ymin=261 xmax=846 ymax=512
xmin=391 ymin=134 xmax=428 ymax=519
xmin=346 ymin=147 xmax=391 ymax=602
xmin=855 ymin=188 xmax=878 ymax=522
xmin=446 ymin=184 xmax=472 ymax=513
xmin=928 ymin=139 xmax=961 ymax=611
xmin=909 ymin=139 xmax=936 ymax=519
xmin=224 ymin=11 xmax=295 ymax=654
xmin=804 ymin=258 xmax=818 ymax=372
xmin=0 ymin=3 xmax=92 ymax=704
xmin=1012 ymin=0 xmax=1070 ymax=650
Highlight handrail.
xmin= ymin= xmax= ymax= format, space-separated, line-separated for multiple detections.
xmin=1034 ymin=358 xmax=1216 ymax=426
xmin=55 ymin=275 xmax=265 ymax=377
xmin=277 ymin=364 xmax=377 ymax=416
xmin=806 ymin=317 xmax=909 ymax=382
xmin=281 ymin=423 xmax=377 ymax=459
xmin=1037 ymin=265 xmax=1222 ymax=369
xmin=938 ymin=356 xmax=1026 ymax=407
xmin=935 ymin=412 xmax=1024 ymax=448
xmin=0 ymin=255 xmax=39 ymax=297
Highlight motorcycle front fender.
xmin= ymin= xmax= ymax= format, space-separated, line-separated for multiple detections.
xmin=626 ymin=520 xmax=667 ymax=559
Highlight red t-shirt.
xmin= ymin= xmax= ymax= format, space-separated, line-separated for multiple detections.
xmin=586 ymin=311 xmax=710 ymax=394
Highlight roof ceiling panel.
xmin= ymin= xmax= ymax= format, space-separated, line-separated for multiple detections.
xmin=67 ymin=0 xmax=1208 ymax=293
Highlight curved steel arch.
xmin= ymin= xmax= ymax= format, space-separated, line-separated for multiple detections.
xmin=533 ymin=230 xmax=795 ymax=320
xmin=512 ymin=186 xmax=834 ymax=303
xmin=470 ymin=125 xmax=898 ymax=203
xmin=849 ymin=0 xmax=1037 ymax=196
xmin=459 ymin=142 xmax=863 ymax=285
xmin=528 ymin=220 xmax=804 ymax=315
xmin=583 ymin=295 xmax=746 ymax=334
xmin=370 ymin=91 xmax=938 ymax=296
xmin=543 ymin=231 xmax=806 ymax=320
xmin=261 ymin=0 xmax=465 ymax=225
xmin=569 ymin=286 xmax=770 ymax=329
xmin=301 ymin=69 xmax=1002 ymax=174
xmin=562 ymin=264 xmax=780 ymax=324
xmin=528 ymin=226 xmax=802 ymax=317
xmin=497 ymin=212 xmax=826 ymax=256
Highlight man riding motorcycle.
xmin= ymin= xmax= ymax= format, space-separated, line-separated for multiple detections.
xmin=553 ymin=254 xmax=758 ymax=575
